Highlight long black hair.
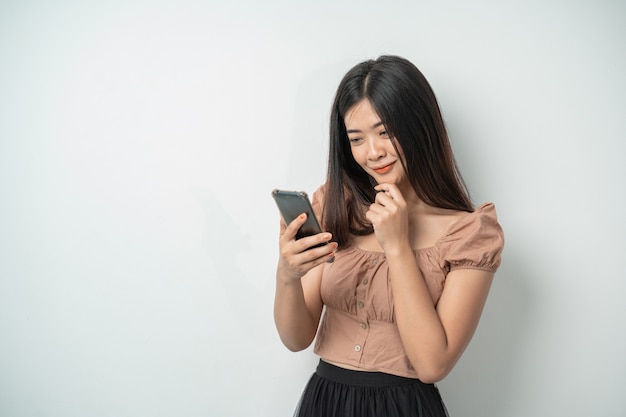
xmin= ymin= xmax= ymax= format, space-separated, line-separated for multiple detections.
xmin=323 ymin=55 xmax=473 ymax=248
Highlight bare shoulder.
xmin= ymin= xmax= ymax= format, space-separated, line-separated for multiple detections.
xmin=410 ymin=206 xmax=470 ymax=250
xmin=350 ymin=205 xmax=475 ymax=253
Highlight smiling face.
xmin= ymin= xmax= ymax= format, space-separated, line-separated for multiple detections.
xmin=344 ymin=99 xmax=409 ymax=189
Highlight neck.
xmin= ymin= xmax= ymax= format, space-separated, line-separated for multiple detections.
xmin=398 ymin=181 xmax=421 ymax=207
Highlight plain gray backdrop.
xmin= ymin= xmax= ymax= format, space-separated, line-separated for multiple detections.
xmin=1 ymin=1 xmax=625 ymax=416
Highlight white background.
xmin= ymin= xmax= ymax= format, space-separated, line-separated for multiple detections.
xmin=1 ymin=1 xmax=625 ymax=416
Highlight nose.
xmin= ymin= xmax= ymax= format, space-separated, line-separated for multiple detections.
xmin=367 ymin=137 xmax=386 ymax=160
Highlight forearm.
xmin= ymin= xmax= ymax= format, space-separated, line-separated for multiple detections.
xmin=273 ymin=271 xmax=319 ymax=351
xmin=386 ymin=246 xmax=454 ymax=382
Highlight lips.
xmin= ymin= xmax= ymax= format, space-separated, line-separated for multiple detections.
xmin=372 ymin=161 xmax=396 ymax=174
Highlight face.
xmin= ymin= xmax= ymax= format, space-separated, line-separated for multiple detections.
xmin=344 ymin=99 xmax=408 ymax=188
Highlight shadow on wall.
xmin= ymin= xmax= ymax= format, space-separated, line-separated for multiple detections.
xmin=439 ymin=247 xmax=533 ymax=417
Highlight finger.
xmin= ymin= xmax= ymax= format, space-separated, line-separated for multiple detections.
xmin=374 ymin=183 xmax=404 ymax=202
xmin=293 ymin=232 xmax=333 ymax=254
xmin=290 ymin=253 xmax=335 ymax=276
xmin=368 ymin=202 xmax=386 ymax=215
xmin=296 ymin=241 xmax=338 ymax=265
xmin=375 ymin=191 xmax=402 ymax=211
xmin=374 ymin=191 xmax=394 ymax=206
xmin=282 ymin=240 xmax=337 ymax=275
xmin=281 ymin=213 xmax=308 ymax=241
xmin=365 ymin=205 xmax=384 ymax=223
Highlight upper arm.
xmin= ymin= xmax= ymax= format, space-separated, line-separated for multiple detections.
xmin=436 ymin=268 xmax=494 ymax=364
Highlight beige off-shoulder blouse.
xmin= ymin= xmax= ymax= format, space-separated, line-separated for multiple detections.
xmin=311 ymin=189 xmax=505 ymax=379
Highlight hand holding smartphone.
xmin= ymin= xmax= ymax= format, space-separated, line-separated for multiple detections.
xmin=272 ymin=189 xmax=334 ymax=262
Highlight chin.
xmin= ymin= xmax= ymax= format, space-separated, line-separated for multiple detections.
xmin=377 ymin=175 xmax=403 ymax=185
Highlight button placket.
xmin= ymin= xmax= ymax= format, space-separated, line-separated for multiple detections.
xmin=352 ymin=291 xmax=368 ymax=359
xmin=350 ymin=256 xmax=379 ymax=362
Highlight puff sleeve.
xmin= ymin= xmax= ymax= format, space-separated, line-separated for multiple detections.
xmin=439 ymin=203 xmax=504 ymax=273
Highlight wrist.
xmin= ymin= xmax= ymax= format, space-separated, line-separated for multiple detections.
xmin=383 ymin=241 xmax=414 ymax=259
xmin=276 ymin=264 xmax=303 ymax=285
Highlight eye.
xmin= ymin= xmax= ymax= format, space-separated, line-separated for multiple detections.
xmin=348 ymin=137 xmax=363 ymax=145
xmin=380 ymin=129 xmax=389 ymax=138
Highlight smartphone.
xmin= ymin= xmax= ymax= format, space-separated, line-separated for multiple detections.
xmin=271 ymin=189 xmax=325 ymax=240
xmin=272 ymin=189 xmax=334 ymax=262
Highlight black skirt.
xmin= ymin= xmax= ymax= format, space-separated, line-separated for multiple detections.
xmin=294 ymin=360 xmax=448 ymax=417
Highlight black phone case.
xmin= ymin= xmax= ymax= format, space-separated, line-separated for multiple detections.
xmin=271 ymin=189 xmax=324 ymax=240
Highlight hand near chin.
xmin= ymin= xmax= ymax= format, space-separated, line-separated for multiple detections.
xmin=366 ymin=183 xmax=410 ymax=253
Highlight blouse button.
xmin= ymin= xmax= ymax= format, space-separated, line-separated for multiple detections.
xmin=371 ymin=259 xmax=378 ymax=266
xmin=357 ymin=301 xmax=364 ymax=309
xmin=362 ymin=278 xmax=368 ymax=285
xmin=354 ymin=344 xmax=362 ymax=352
xmin=360 ymin=323 xmax=367 ymax=329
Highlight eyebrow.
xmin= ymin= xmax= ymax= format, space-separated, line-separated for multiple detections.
xmin=346 ymin=121 xmax=385 ymax=134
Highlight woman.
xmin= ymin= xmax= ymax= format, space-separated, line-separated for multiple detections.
xmin=274 ymin=55 xmax=504 ymax=417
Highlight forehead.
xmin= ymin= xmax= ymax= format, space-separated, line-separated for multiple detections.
xmin=344 ymin=99 xmax=381 ymax=128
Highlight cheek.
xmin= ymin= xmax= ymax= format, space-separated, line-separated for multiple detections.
xmin=349 ymin=147 xmax=364 ymax=164
xmin=388 ymin=141 xmax=402 ymax=157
